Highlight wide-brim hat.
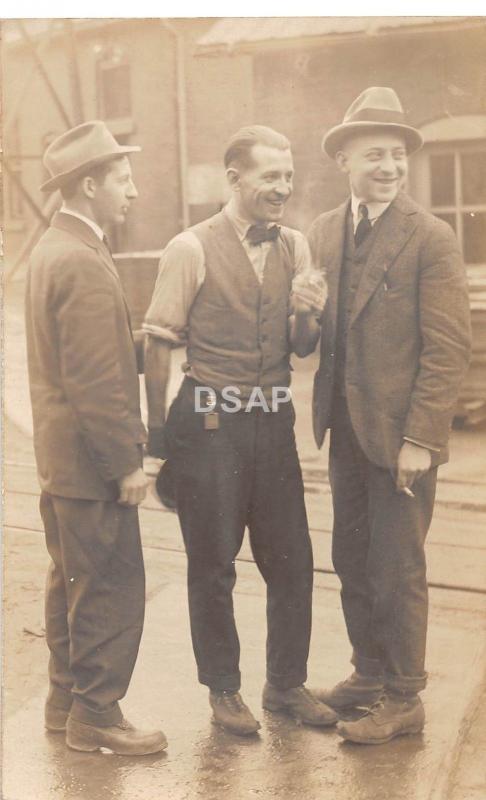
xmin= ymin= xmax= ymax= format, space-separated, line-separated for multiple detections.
xmin=41 ymin=120 xmax=141 ymax=192
xmin=322 ymin=87 xmax=423 ymax=158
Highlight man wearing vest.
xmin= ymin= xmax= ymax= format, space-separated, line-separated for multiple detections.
xmin=26 ymin=122 xmax=167 ymax=756
xmin=143 ymin=125 xmax=336 ymax=735
xmin=302 ymin=88 xmax=471 ymax=744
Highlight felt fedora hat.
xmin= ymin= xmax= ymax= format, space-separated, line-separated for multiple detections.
xmin=40 ymin=120 xmax=141 ymax=192
xmin=322 ymin=87 xmax=423 ymax=158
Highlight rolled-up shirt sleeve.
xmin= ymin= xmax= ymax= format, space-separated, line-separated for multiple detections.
xmin=290 ymin=230 xmax=313 ymax=283
xmin=143 ymin=232 xmax=205 ymax=345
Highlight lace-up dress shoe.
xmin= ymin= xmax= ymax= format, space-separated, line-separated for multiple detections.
xmin=337 ymin=694 xmax=425 ymax=744
xmin=209 ymin=691 xmax=261 ymax=736
xmin=316 ymin=671 xmax=384 ymax=710
xmin=45 ymin=704 xmax=70 ymax=732
xmin=66 ymin=716 xmax=168 ymax=755
xmin=262 ymin=682 xmax=338 ymax=726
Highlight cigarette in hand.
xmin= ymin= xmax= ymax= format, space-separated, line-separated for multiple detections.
xmin=401 ymin=487 xmax=415 ymax=498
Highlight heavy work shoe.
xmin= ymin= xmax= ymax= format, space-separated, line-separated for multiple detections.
xmin=45 ymin=703 xmax=70 ymax=732
xmin=315 ymin=671 xmax=384 ymax=711
xmin=66 ymin=716 xmax=168 ymax=755
xmin=337 ymin=693 xmax=425 ymax=745
xmin=262 ymin=682 xmax=338 ymax=726
xmin=209 ymin=691 xmax=261 ymax=736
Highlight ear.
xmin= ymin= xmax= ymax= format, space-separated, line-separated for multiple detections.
xmin=335 ymin=151 xmax=349 ymax=175
xmin=226 ymin=167 xmax=241 ymax=191
xmin=81 ymin=175 xmax=97 ymax=199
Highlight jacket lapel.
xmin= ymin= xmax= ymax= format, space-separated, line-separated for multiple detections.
xmin=52 ymin=212 xmax=121 ymax=282
xmin=318 ymin=201 xmax=349 ymax=331
xmin=349 ymin=193 xmax=419 ymax=327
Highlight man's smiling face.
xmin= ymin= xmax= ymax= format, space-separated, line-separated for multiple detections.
xmin=337 ymin=131 xmax=408 ymax=203
xmin=231 ymin=143 xmax=294 ymax=223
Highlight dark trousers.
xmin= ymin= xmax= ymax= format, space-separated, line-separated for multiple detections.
xmin=167 ymin=379 xmax=313 ymax=692
xmin=329 ymin=400 xmax=437 ymax=695
xmin=40 ymin=492 xmax=145 ymax=726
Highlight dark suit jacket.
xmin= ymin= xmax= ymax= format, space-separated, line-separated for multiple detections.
xmin=308 ymin=192 xmax=471 ymax=468
xmin=25 ymin=212 xmax=147 ymax=500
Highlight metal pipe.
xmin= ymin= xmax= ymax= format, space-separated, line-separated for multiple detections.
xmin=161 ymin=20 xmax=190 ymax=230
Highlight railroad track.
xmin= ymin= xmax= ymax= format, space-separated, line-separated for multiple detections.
xmin=6 ymin=459 xmax=486 ymax=597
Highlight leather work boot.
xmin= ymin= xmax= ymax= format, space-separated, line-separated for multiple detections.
xmin=66 ymin=716 xmax=168 ymax=755
xmin=337 ymin=693 xmax=425 ymax=744
xmin=315 ymin=671 xmax=384 ymax=710
xmin=45 ymin=703 xmax=70 ymax=732
xmin=262 ymin=682 xmax=338 ymax=726
xmin=209 ymin=690 xmax=261 ymax=736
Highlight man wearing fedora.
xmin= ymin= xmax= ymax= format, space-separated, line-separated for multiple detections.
xmin=25 ymin=121 xmax=167 ymax=755
xmin=300 ymin=87 xmax=471 ymax=743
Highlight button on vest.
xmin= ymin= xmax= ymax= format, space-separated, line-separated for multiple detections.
xmin=187 ymin=212 xmax=294 ymax=400
xmin=334 ymin=211 xmax=382 ymax=396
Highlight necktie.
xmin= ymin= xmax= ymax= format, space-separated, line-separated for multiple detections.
xmin=246 ymin=224 xmax=280 ymax=247
xmin=354 ymin=204 xmax=372 ymax=248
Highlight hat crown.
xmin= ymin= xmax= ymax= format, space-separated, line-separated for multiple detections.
xmin=344 ymin=86 xmax=405 ymax=125
xmin=321 ymin=85 xmax=423 ymax=158
xmin=44 ymin=121 xmax=123 ymax=177
xmin=40 ymin=120 xmax=140 ymax=192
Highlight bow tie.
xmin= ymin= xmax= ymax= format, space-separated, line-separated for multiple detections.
xmin=246 ymin=224 xmax=280 ymax=247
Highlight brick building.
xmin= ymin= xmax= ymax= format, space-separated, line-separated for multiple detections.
xmin=3 ymin=17 xmax=486 ymax=340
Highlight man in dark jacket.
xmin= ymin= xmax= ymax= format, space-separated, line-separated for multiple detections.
xmin=25 ymin=121 xmax=166 ymax=755
xmin=301 ymin=88 xmax=471 ymax=743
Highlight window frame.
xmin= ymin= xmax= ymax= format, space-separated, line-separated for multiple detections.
xmin=410 ymin=116 xmax=486 ymax=274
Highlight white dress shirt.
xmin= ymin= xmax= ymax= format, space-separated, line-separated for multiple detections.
xmin=60 ymin=206 xmax=104 ymax=241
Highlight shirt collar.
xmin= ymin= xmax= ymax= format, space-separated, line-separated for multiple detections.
xmin=224 ymin=197 xmax=273 ymax=242
xmin=351 ymin=194 xmax=391 ymax=225
xmin=60 ymin=206 xmax=104 ymax=242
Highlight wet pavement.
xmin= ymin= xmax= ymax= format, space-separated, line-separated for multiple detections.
xmin=4 ymin=291 xmax=486 ymax=800
xmin=3 ymin=533 xmax=486 ymax=800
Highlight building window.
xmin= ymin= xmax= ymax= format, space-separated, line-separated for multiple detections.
xmin=410 ymin=116 xmax=486 ymax=273
xmin=428 ymin=147 xmax=486 ymax=266
xmin=96 ymin=47 xmax=131 ymax=120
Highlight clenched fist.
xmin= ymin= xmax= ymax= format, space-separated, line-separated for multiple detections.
xmin=118 ymin=467 xmax=149 ymax=506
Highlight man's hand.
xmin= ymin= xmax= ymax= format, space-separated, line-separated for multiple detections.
xmin=292 ymin=270 xmax=327 ymax=317
xmin=396 ymin=441 xmax=432 ymax=494
xmin=118 ymin=468 xmax=149 ymax=506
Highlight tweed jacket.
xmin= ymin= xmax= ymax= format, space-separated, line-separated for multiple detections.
xmin=25 ymin=212 xmax=147 ymax=500
xmin=308 ymin=192 xmax=471 ymax=468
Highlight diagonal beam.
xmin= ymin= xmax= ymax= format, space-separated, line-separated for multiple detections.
xmin=16 ymin=20 xmax=72 ymax=129
xmin=4 ymin=194 xmax=60 ymax=284
xmin=3 ymin=21 xmax=55 ymax=139
xmin=63 ymin=20 xmax=84 ymax=124
xmin=3 ymin=159 xmax=50 ymax=227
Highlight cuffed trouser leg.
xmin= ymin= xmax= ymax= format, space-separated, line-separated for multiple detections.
xmin=367 ymin=465 xmax=436 ymax=695
xmin=40 ymin=492 xmax=145 ymax=726
xmin=170 ymin=380 xmax=312 ymax=693
xmin=248 ymin=405 xmax=313 ymax=691
xmin=329 ymin=401 xmax=436 ymax=694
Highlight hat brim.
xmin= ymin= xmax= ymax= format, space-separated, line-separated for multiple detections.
xmin=322 ymin=122 xmax=423 ymax=158
xmin=40 ymin=145 xmax=141 ymax=192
